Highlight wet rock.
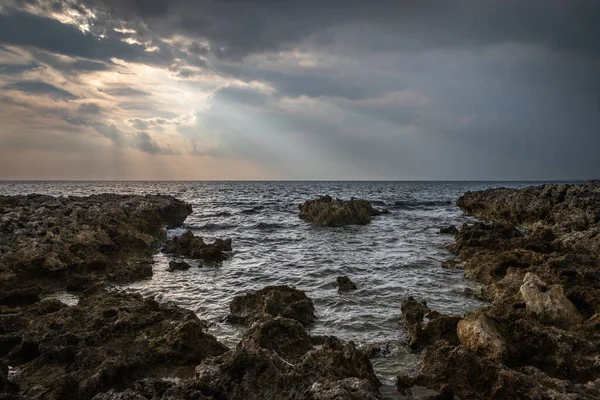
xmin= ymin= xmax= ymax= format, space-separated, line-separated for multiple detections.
xmin=3 ymin=289 xmax=228 ymax=399
xmin=92 ymin=390 xmax=147 ymax=400
xmin=457 ymin=312 xmax=507 ymax=359
xmin=241 ymin=316 xmax=312 ymax=362
xmin=439 ymin=225 xmax=458 ymax=235
xmin=167 ymin=260 xmax=192 ymax=272
xmin=229 ymin=285 xmax=316 ymax=326
xmin=163 ymin=230 xmax=231 ymax=262
xmin=299 ymin=195 xmax=388 ymax=227
xmin=440 ymin=259 xmax=461 ymax=269
xmin=0 ymin=194 xmax=192 ymax=296
xmin=336 ymin=276 xmax=357 ymax=292
xmin=520 ymin=272 xmax=583 ymax=326
xmin=401 ymin=297 xmax=461 ymax=349
xmin=308 ymin=378 xmax=381 ymax=400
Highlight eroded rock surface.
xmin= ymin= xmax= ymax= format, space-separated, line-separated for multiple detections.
xmin=163 ymin=230 xmax=232 ymax=262
xmin=229 ymin=285 xmax=316 ymax=326
xmin=2 ymin=289 xmax=228 ymax=399
xmin=0 ymin=194 xmax=192 ymax=296
xmin=405 ymin=182 xmax=600 ymax=399
xmin=400 ymin=297 xmax=461 ymax=349
xmin=299 ymin=196 xmax=387 ymax=227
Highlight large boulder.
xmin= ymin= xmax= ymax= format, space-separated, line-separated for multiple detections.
xmin=457 ymin=312 xmax=507 ymax=359
xmin=520 ymin=272 xmax=583 ymax=326
xmin=163 ymin=230 xmax=232 ymax=262
xmin=229 ymin=285 xmax=316 ymax=326
xmin=241 ymin=316 xmax=312 ymax=362
xmin=299 ymin=196 xmax=387 ymax=227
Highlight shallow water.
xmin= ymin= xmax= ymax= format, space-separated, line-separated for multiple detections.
xmin=0 ymin=180 xmax=553 ymax=385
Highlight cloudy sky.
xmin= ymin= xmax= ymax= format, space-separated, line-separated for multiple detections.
xmin=0 ymin=0 xmax=598 ymax=180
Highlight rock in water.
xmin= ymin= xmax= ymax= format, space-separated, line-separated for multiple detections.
xmin=439 ymin=225 xmax=459 ymax=235
xmin=167 ymin=260 xmax=192 ymax=272
xmin=298 ymin=195 xmax=387 ymax=227
xmin=336 ymin=276 xmax=357 ymax=291
xmin=229 ymin=285 xmax=316 ymax=326
xmin=163 ymin=230 xmax=232 ymax=262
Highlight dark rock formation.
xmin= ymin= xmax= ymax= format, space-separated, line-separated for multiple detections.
xmin=0 ymin=194 xmax=191 ymax=295
xmin=439 ymin=225 xmax=459 ymax=235
xmin=163 ymin=230 xmax=231 ymax=262
xmin=229 ymin=285 xmax=316 ymax=326
xmin=90 ymin=292 xmax=382 ymax=400
xmin=1 ymin=289 xmax=228 ymax=399
xmin=400 ymin=297 xmax=461 ymax=349
xmin=167 ymin=260 xmax=192 ymax=272
xmin=406 ymin=183 xmax=600 ymax=399
xmin=299 ymin=196 xmax=388 ymax=227
xmin=336 ymin=276 xmax=357 ymax=292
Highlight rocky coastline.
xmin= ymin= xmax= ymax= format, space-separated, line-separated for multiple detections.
xmin=399 ymin=182 xmax=600 ymax=399
xmin=1 ymin=184 xmax=599 ymax=399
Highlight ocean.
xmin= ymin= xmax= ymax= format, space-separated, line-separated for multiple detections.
xmin=0 ymin=180 xmax=563 ymax=385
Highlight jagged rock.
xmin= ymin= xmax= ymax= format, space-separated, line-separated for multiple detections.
xmin=409 ymin=183 xmax=600 ymax=398
xmin=241 ymin=316 xmax=312 ymax=362
xmin=520 ymin=272 xmax=583 ymax=326
xmin=457 ymin=312 xmax=507 ymax=359
xmin=308 ymin=378 xmax=381 ymax=400
xmin=0 ymin=194 xmax=192 ymax=296
xmin=167 ymin=260 xmax=192 ymax=272
xmin=229 ymin=285 xmax=316 ymax=326
xmin=440 ymin=259 xmax=461 ymax=269
xmin=299 ymin=196 xmax=387 ymax=227
xmin=163 ymin=230 xmax=231 ymax=262
xmin=336 ymin=276 xmax=357 ymax=292
xmin=439 ymin=225 xmax=459 ymax=235
xmin=401 ymin=297 xmax=460 ymax=349
xmin=3 ymin=289 xmax=228 ymax=399
xmin=92 ymin=390 xmax=147 ymax=400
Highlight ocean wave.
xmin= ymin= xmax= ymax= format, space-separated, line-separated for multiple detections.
xmin=392 ymin=200 xmax=453 ymax=209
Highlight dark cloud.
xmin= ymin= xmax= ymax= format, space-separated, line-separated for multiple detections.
xmin=134 ymin=131 xmax=175 ymax=155
xmin=5 ymin=81 xmax=78 ymax=100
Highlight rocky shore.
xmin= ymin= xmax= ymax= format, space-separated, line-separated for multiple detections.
xmin=0 ymin=194 xmax=384 ymax=399
xmin=399 ymin=182 xmax=600 ymax=399
xmin=3 ymin=184 xmax=600 ymax=399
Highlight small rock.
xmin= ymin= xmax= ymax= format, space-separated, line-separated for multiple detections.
xmin=336 ymin=276 xmax=357 ymax=292
xmin=163 ymin=230 xmax=231 ymax=262
xmin=167 ymin=260 xmax=192 ymax=272
xmin=439 ymin=225 xmax=459 ymax=235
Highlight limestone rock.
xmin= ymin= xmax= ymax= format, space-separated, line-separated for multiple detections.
xmin=520 ymin=272 xmax=583 ymax=326
xmin=457 ymin=313 xmax=507 ymax=359
xmin=299 ymin=196 xmax=387 ymax=227
xmin=229 ymin=285 xmax=316 ymax=326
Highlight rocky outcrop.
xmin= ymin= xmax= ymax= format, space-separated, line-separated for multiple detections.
xmin=403 ymin=183 xmax=600 ymax=399
xmin=91 ymin=289 xmax=381 ymax=400
xmin=0 ymin=194 xmax=192 ymax=296
xmin=299 ymin=196 xmax=387 ymax=227
xmin=228 ymin=285 xmax=316 ymax=326
xmin=336 ymin=276 xmax=357 ymax=292
xmin=1 ymin=289 xmax=228 ymax=399
xmin=163 ymin=230 xmax=232 ymax=262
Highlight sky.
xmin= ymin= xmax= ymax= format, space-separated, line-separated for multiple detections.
xmin=0 ymin=0 xmax=598 ymax=180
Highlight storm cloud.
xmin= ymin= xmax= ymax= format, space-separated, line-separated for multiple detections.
xmin=0 ymin=0 xmax=598 ymax=179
